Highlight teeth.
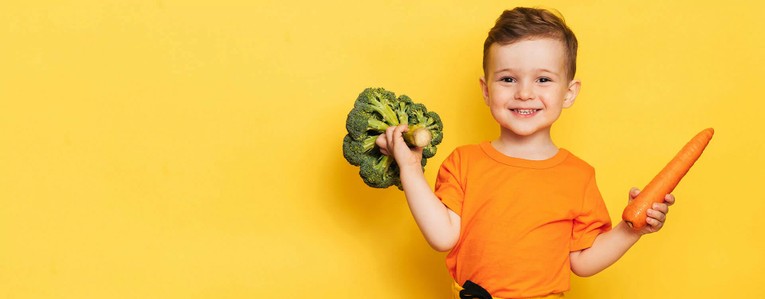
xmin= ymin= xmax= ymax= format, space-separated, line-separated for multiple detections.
xmin=514 ymin=109 xmax=536 ymax=115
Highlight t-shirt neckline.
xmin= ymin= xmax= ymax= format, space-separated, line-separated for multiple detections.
xmin=479 ymin=141 xmax=570 ymax=169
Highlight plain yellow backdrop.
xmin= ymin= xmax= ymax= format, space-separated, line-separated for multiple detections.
xmin=1 ymin=0 xmax=763 ymax=298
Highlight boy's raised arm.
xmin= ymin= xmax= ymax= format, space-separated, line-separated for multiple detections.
xmin=569 ymin=189 xmax=674 ymax=277
xmin=378 ymin=125 xmax=461 ymax=252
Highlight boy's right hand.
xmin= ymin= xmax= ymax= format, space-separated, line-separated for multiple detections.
xmin=376 ymin=124 xmax=423 ymax=172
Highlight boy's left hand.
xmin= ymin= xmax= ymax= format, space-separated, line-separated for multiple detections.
xmin=628 ymin=187 xmax=675 ymax=235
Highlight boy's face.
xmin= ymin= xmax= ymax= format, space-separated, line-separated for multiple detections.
xmin=480 ymin=38 xmax=580 ymax=138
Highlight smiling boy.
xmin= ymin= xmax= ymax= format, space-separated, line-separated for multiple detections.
xmin=377 ymin=7 xmax=674 ymax=298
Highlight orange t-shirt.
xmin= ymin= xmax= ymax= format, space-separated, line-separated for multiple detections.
xmin=435 ymin=142 xmax=612 ymax=298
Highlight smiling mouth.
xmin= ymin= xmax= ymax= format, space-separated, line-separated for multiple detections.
xmin=510 ymin=108 xmax=542 ymax=116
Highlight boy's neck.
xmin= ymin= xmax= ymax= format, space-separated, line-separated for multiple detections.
xmin=492 ymin=129 xmax=559 ymax=160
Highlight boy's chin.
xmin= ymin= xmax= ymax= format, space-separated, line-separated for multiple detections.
xmin=501 ymin=126 xmax=550 ymax=137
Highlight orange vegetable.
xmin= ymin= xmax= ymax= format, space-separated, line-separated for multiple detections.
xmin=622 ymin=128 xmax=715 ymax=230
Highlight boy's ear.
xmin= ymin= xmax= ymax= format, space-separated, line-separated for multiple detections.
xmin=563 ymin=79 xmax=581 ymax=108
xmin=479 ymin=76 xmax=490 ymax=105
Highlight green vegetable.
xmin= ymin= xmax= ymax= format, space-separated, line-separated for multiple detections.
xmin=342 ymin=87 xmax=444 ymax=189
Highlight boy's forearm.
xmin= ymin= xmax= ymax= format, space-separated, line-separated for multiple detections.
xmin=399 ymin=165 xmax=460 ymax=252
xmin=569 ymin=221 xmax=641 ymax=277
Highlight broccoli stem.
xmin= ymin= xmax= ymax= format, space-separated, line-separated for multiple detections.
xmin=360 ymin=135 xmax=376 ymax=153
xmin=367 ymin=118 xmax=389 ymax=132
xmin=374 ymin=105 xmax=399 ymax=126
xmin=395 ymin=102 xmax=409 ymax=125
xmin=397 ymin=110 xmax=409 ymax=125
xmin=402 ymin=126 xmax=432 ymax=148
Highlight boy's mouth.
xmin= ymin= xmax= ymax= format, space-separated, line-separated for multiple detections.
xmin=510 ymin=108 xmax=541 ymax=117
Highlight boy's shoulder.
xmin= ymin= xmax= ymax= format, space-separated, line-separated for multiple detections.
xmin=561 ymin=149 xmax=596 ymax=173
xmin=436 ymin=143 xmax=485 ymax=167
xmin=453 ymin=142 xmax=483 ymax=153
xmin=445 ymin=142 xmax=486 ymax=159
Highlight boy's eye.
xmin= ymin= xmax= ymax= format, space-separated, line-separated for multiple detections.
xmin=538 ymin=77 xmax=552 ymax=83
xmin=500 ymin=77 xmax=515 ymax=83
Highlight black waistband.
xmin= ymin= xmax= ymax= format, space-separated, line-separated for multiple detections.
xmin=459 ymin=280 xmax=492 ymax=299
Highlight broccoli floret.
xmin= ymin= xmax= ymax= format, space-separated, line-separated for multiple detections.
xmin=422 ymin=144 xmax=437 ymax=159
xmin=424 ymin=111 xmax=443 ymax=145
xmin=353 ymin=88 xmax=400 ymax=127
xmin=343 ymin=87 xmax=444 ymax=190
xmin=394 ymin=95 xmax=415 ymax=125
xmin=342 ymin=134 xmax=377 ymax=166
xmin=345 ymin=106 xmax=391 ymax=140
xmin=359 ymin=154 xmax=401 ymax=189
xmin=405 ymin=103 xmax=426 ymax=123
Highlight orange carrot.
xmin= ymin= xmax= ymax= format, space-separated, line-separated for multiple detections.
xmin=622 ymin=128 xmax=714 ymax=230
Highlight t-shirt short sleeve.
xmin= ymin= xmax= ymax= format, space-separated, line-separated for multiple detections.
xmin=434 ymin=148 xmax=464 ymax=215
xmin=571 ymin=173 xmax=612 ymax=251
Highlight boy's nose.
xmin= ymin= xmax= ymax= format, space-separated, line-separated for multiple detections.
xmin=515 ymin=84 xmax=534 ymax=100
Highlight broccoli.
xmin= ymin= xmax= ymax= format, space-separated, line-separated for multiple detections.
xmin=345 ymin=106 xmax=390 ymax=141
xmin=342 ymin=87 xmax=444 ymax=189
xmin=359 ymin=154 xmax=400 ymax=189
xmin=353 ymin=87 xmax=400 ymax=127
xmin=342 ymin=134 xmax=377 ymax=166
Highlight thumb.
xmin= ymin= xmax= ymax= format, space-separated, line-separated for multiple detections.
xmin=628 ymin=187 xmax=640 ymax=202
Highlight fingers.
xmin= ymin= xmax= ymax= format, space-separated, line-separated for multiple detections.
xmin=382 ymin=124 xmax=412 ymax=159
xmin=652 ymin=202 xmax=669 ymax=215
xmin=646 ymin=207 xmax=667 ymax=223
xmin=375 ymin=133 xmax=389 ymax=155
xmin=664 ymin=193 xmax=676 ymax=206
xmin=636 ymin=192 xmax=675 ymax=235
xmin=392 ymin=124 xmax=409 ymax=148
xmin=645 ymin=216 xmax=664 ymax=231
xmin=385 ymin=125 xmax=396 ymax=154
xmin=387 ymin=125 xmax=409 ymax=152
xmin=644 ymin=202 xmax=670 ymax=233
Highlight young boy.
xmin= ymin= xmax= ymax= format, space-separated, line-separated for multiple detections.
xmin=376 ymin=7 xmax=675 ymax=299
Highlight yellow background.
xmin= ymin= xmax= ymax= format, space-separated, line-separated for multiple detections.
xmin=1 ymin=0 xmax=763 ymax=298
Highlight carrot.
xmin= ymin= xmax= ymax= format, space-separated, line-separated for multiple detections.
xmin=622 ymin=128 xmax=714 ymax=230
